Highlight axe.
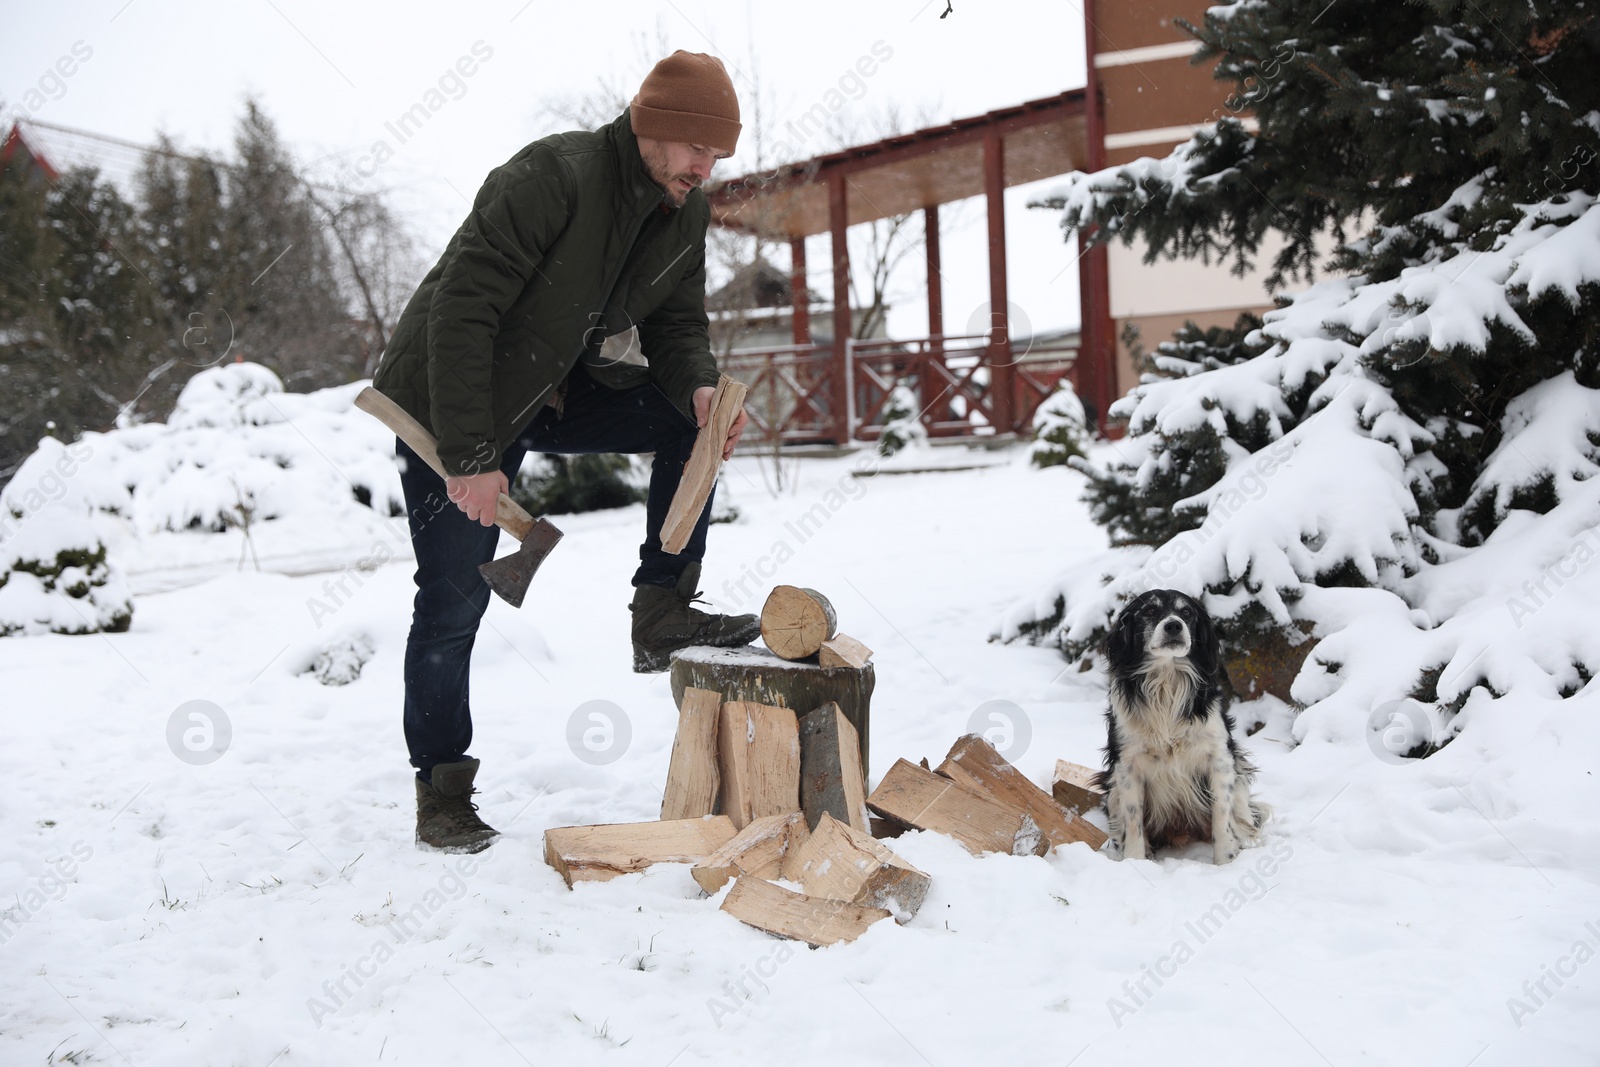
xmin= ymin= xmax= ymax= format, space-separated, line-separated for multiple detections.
xmin=354 ymin=387 xmax=562 ymax=608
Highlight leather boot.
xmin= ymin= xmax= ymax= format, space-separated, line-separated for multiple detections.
xmin=629 ymin=562 xmax=761 ymax=673
xmin=415 ymin=758 xmax=499 ymax=853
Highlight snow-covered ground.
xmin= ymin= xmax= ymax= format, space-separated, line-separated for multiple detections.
xmin=4 ymin=437 xmax=1598 ymax=1065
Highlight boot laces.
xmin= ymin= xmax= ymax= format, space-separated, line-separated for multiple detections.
xmin=666 ymin=580 xmax=713 ymax=620
xmin=438 ymin=788 xmax=484 ymax=828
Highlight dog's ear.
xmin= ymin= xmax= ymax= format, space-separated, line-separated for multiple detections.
xmin=1105 ymin=603 xmax=1139 ymax=672
xmin=1186 ymin=599 xmax=1222 ymax=683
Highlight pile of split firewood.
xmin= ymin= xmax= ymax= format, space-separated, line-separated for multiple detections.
xmin=543 ymin=586 xmax=1109 ymax=947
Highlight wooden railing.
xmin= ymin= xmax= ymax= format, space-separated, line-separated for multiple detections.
xmin=718 ymin=333 xmax=1078 ymax=446
xmin=716 ymin=341 xmax=838 ymax=445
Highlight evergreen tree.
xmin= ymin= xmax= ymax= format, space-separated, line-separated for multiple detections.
xmin=1030 ymin=376 xmax=1093 ymax=469
xmin=130 ymin=138 xmax=229 ymax=422
xmin=876 ymin=384 xmax=927 ymax=457
xmin=0 ymin=163 xmax=148 ymax=477
xmin=1077 ymin=313 xmax=1268 ymax=545
xmin=1 ymin=100 xmax=415 ymax=491
xmin=1014 ymin=0 xmax=1600 ymax=707
xmin=0 ymin=161 xmax=57 ymax=478
xmin=510 ymin=454 xmax=647 ymax=516
xmin=220 ymin=101 xmax=362 ymax=390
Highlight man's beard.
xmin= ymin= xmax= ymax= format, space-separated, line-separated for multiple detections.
xmin=641 ymin=144 xmax=699 ymax=206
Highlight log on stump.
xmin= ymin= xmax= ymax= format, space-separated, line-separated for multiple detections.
xmin=691 ymin=810 xmax=809 ymax=894
xmin=797 ymin=702 xmax=868 ymax=832
xmin=660 ymin=687 xmax=721 ymax=820
xmin=866 ymin=758 xmax=1049 ymax=857
xmin=661 ymin=375 xmax=748 ymax=555
xmin=818 ymin=634 xmax=872 ymax=669
xmin=719 ymin=875 xmax=891 ymax=947
xmin=936 ymin=735 xmax=1108 ymax=851
xmin=716 ymin=701 xmax=800 ymax=830
xmin=782 ymin=813 xmax=930 ymax=922
xmin=544 ymin=817 xmax=737 ymax=887
xmin=669 ymin=645 xmax=873 ymax=773
xmin=761 ymin=586 xmax=837 ymax=660
xmin=1052 ymin=759 xmax=1105 ymax=817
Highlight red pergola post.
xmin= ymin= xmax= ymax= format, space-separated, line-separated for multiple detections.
xmin=923 ymin=203 xmax=945 ymax=429
xmin=828 ymin=175 xmax=851 ymax=444
xmin=982 ymin=129 xmax=1013 ymax=434
xmin=790 ymin=235 xmax=810 ymax=345
xmin=1076 ymin=237 xmax=1114 ymax=433
xmin=1078 ymin=0 xmax=1117 ymax=433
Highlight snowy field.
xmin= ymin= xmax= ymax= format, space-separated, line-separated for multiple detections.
xmin=4 ymin=428 xmax=1599 ymax=1065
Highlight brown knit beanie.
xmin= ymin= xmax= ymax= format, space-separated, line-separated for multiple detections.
xmin=630 ymin=51 xmax=741 ymax=155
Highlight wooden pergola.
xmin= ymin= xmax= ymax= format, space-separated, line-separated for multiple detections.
xmin=703 ymin=88 xmax=1115 ymax=442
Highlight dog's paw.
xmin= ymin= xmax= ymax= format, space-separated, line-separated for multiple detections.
xmin=1121 ymin=840 xmax=1147 ymax=862
xmin=1213 ymin=841 xmax=1240 ymax=865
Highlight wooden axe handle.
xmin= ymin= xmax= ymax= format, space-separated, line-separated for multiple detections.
xmin=354 ymin=386 xmax=536 ymax=541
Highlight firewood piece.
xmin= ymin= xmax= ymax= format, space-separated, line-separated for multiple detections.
xmin=798 ymin=702 xmax=869 ymax=832
xmin=716 ymin=701 xmax=800 ymax=830
xmin=660 ymin=687 xmax=721 ymax=820
xmin=1052 ymin=759 xmax=1105 ymax=817
xmin=661 ymin=375 xmax=749 ymax=554
xmin=818 ymin=634 xmax=872 ymax=669
xmin=760 ymin=586 xmax=838 ymax=661
xmin=691 ymin=810 xmax=810 ymax=894
xmin=719 ymin=875 xmax=891 ymax=947
xmin=782 ymin=813 xmax=930 ymax=921
xmin=543 ymin=817 xmax=737 ymax=887
xmin=866 ymin=758 xmax=1049 ymax=857
xmin=935 ymin=735 xmax=1109 ymax=851
xmin=670 ymin=645 xmax=873 ymax=773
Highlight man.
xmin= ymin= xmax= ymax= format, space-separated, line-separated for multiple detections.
xmin=372 ymin=52 xmax=761 ymax=853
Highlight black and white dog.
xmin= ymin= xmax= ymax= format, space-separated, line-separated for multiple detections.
xmin=1096 ymin=589 xmax=1268 ymax=864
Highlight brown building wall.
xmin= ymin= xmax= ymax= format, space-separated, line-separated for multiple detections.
xmin=1093 ymin=0 xmax=1210 ymax=52
xmin=1098 ymin=59 xmax=1231 ymax=141
xmin=1089 ymin=1 xmax=1266 ymax=403
xmin=1107 ymin=138 xmax=1184 ymax=168
xmin=1093 ymin=0 xmax=1234 ymax=151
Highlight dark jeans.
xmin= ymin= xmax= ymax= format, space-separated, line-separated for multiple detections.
xmin=396 ymin=368 xmax=713 ymax=778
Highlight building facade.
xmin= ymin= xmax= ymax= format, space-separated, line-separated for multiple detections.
xmin=1081 ymin=0 xmax=1284 ymax=398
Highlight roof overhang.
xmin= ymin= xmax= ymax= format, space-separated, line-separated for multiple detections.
xmin=704 ymin=89 xmax=1088 ymax=238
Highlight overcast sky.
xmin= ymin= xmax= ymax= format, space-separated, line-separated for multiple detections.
xmin=2 ymin=1 xmax=1089 ymax=339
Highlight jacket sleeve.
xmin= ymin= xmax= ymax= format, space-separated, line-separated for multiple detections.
xmin=427 ymin=151 xmax=569 ymax=476
xmin=638 ymin=233 xmax=721 ymax=425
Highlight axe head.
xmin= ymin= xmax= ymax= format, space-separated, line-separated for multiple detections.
xmin=478 ymin=518 xmax=563 ymax=609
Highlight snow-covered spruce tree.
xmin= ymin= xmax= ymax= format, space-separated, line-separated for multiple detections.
xmin=511 ymin=453 xmax=646 ymax=515
xmin=1076 ymin=313 xmax=1267 ymax=544
xmin=876 ymin=383 xmax=928 ymax=457
xmin=1005 ymin=0 xmax=1600 ymax=721
xmin=1030 ymin=376 xmax=1094 ymax=469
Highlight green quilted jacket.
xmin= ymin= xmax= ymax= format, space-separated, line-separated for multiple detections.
xmin=373 ymin=107 xmax=721 ymax=476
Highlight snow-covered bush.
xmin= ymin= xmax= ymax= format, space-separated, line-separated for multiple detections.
xmin=118 ymin=362 xmax=404 ymax=536
xmin=0 ymin=438 xmax=134 ymax=636
xmin=1006 ymin=0 xmax=1600 ymax=734
xmin=2 ymin=362 xmax=411 ymax=593
xmin=876 ymin=384 xmax=927 ymax=457
xmin=1029 ymin=378 xmax=1091 ymax=468
xmin=511 ymin=451 xmax=647 ymax=516
xmin=303 ymin=632 xmax=376 ymax=686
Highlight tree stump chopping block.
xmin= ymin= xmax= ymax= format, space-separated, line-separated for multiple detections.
xmin=669 ymin=645 xmax=873 ymax=773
